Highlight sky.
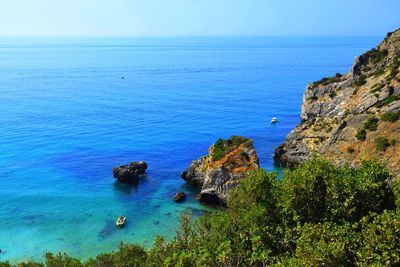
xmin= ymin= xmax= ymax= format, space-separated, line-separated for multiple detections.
xmin=0 ymin=0 xmax=399 ymax=36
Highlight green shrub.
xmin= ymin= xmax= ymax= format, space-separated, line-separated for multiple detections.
xmin=364 ymin=116 xmax=379 ymax=131
xmin=312 ymin=76 xmax=341 ymax=88
xmin=358 ymin=211 xmax=400 ymax=265
xmin=375 ymin=136 xmax=390 ymax=151
xmin=356 ymin=129 xmax=367 ymax=141
xmin=211 ymin=136 xmax=251 ymax=161
xmin=86 ymin=244 xmax=147 ymax=267
xmin=377 ymin=95 xmax=400 ymax=107
xmin=366 ymin=48 xmax=388 ymax=64
xmin=329 ymin=91 xmax=337 ymax=98
xmin=354 ymin=74 xmax=367 ymax=87
xmin=381 ymin=111 xmax=400 ymax=122
xmin=294 ymin=222 xmax=359 ymax=266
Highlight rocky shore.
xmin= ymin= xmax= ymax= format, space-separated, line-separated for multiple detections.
xmin=275 ymin=29 xmax=400 ymax=175
xmin=181 ymin=136 xmax=259 ymax=205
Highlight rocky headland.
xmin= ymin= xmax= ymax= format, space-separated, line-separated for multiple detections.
xmin=112 ymin=161 xmax=148 ymax=184
xmin=275 ymin=29 xmax=400 ymax=175
xmin=181 ymin=136 xmax=259 ymax=205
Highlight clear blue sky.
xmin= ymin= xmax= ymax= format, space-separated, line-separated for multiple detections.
xmin=1 ymin=0 xmax=399 ymax=36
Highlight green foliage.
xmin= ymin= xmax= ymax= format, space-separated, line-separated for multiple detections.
xmin=377 ymin=95 xmax=400 ymax=107
xmin=381 ymin=111 xmax=400 ymax=122
xmin=329 ymin=91 xmax=337 ymax=98
xmin=293 ymin=222 xmax=359 ymax=266
xmin=356 ymin=129 xmax=367 ymax=141
xmin=44 ymin=253 xmax=82 ymax=267
xmin=354 ymin=74 xmax=367 ymax=87
xmin=365 ymin=48 xmax=389 ymax=64
xmin=363 ymin=116 xmax=379 ymax=131
xmin=3 ymin=157 xmax=399 ymax=267
xmin=87 ymin=244 xmax=147 ymax=267
xmin=312 ymin=76 xmax=341 ymax=88
xmin=375 ymin=136 xmax=390 ymax=151
xmin=210 ymin=136 xmax=251 ymax=161
xmin=358 ymin=211 xmax=400 ymax=266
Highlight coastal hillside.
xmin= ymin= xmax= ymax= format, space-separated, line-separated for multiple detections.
xmin=275 ymin=28 xmax=400 ymax=174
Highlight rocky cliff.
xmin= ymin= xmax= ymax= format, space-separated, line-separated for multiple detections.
xmin=275 ymin=28 xmax=400 ymax=175
xmin=181 ymin=136 xmax=259 ymax=205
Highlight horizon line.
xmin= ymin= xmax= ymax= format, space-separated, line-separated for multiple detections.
xmin=0 ymin=33 xmax=384 ymax=38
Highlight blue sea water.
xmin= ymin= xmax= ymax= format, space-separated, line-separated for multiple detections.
xmin=0 ymin=36 xmax=380 ymax=262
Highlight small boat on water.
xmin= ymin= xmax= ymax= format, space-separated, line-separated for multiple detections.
xmin=116 ymin=216 xmax=126 ymax=227
xmin=271 ymin=117 xmax=279 ymax=123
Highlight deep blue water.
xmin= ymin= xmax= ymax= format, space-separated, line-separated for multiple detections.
xmin=0 ymin=36 xmax=380 ymax=262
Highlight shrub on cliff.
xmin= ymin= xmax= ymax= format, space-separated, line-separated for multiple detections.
xmin=381 ymin=111 xmax=400 ymax=122
xmin=211 ymin=136 xmax=251 ymax=161
xmin=356 ymin=129 xmax=367 ymax=141
xmin=375 ymin=136 xmax=391 ymax=152
xmin=364 ymin=116 xmax=379 ymax=131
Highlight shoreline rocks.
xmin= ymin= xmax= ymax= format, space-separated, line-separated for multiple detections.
xmin=181 ymin=136 xmax=259 ymax=206
xmin=112 ymin=161 xmax=148 ymax=184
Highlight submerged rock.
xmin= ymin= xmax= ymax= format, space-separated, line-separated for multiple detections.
xmin=173 ymin=192 xmax=186 ymax=202
xmin=181 ymin=136 xmax=259 ymax=206
xmin=112 ymin=161 xmax=148 ymax=184
xmin=275 ymin=28 xmax=400 ymax=175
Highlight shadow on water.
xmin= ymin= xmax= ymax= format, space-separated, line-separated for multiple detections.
xmin=98 ymin=219 xmax=122 ymax=240
xmin=112 ymin=181 xmax=138 ymax=195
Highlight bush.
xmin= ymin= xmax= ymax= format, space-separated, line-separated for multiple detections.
xmin=378 ymin=95 xmax=400 ymax=107
xmin=347 ymin=147 xmax=355 ymax=153
xmin=375 ymin=136 xmax=390 ymax=151
xmin=354 ymin=74 xmax=367 ymax=87
xmin=358 ymin=211 xmax=400 ymax=265
xmin=211 ymin=136 xmax=251 ymax=161
xmin=366 ymin=48 xmax=388 ymax=64
xmin=329 ymin=91 xmax=337 ymax=98
xmin=381 ymin=111 xmax=400 ymax=122
xmin=364 ymin=116 xmax=379 ymax=131
xmin=356 ymin=129 xmax=367 ymax=141
xmin=312 ymin=76 xmax=341 ymax=88
xmin=294 ymin=222 xmax=359 ymax=266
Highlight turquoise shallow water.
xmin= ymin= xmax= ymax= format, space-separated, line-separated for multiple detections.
xmin=0 ymin=36 xmax=380 ymax=262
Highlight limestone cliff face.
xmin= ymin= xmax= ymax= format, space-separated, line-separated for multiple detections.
xmin=182 ymin=136 xmax=259 ymax=206
xmin=275 ymin=28 xmax=400 ymax=174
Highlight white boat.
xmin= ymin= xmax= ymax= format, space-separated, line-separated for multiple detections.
xmin=271 ymin=117 xmax=278 ymax=123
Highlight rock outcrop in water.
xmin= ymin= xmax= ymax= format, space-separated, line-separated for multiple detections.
xmin=112 ymin=161 xmax=148 ymax=184
xmin=275 ymin=28 xmax=400 ymax=175
xmin=173 ymin=192 xmax=186 ymax=202
xmin=181 ymin=136 xmax=259 ymax=205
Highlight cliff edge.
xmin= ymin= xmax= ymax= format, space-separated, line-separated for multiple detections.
xmin=275 ymin=28 xmax=400 ymax=174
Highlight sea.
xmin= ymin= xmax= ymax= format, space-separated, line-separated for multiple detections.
xmin=0 ymin=36 xmax=381 ymax=262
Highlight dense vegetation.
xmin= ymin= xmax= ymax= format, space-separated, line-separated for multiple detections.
xmin=211 ymin=136 xmax=251 ymax=161
xmin=2 ymin=157 xmax=400 ymax=266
